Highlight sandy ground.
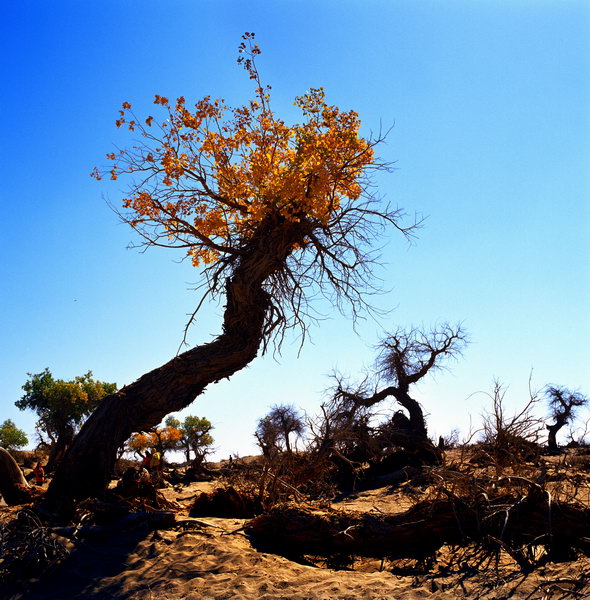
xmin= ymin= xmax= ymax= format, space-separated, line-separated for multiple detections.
xmin=3 ymin=477 xmax=590 ymax=600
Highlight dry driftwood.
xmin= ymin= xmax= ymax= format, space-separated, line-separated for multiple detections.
xmin=245 ymin=489 xmax=590 ymax=563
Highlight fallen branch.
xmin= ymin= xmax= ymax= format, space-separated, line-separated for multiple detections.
xmin=245 ymin=492 xmax=590 ymax=565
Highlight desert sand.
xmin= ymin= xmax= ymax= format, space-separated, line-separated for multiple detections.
xmin=3 ymin=474 xmax=590 ymax=600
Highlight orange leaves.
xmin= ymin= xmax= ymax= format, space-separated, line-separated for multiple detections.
xmin=93 ymin=37 xmax=376 ymax=269
xmin=128 ymin=425 xmax=182 ymax=454
xmin=154 ymin=94 xmax=169 ymax=106
xmin=123 ymin=191 xmax=154 ymax=214
xmin=161 ymin=147 xmax=186 ymax=181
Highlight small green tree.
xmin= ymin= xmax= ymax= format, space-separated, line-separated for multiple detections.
xmin=167 ymin=416 xmax=214 ymax=467
xmin=0 ymin=419 xmax=29 ymax=451
xmin=16 ymin=369 xmax=117 ymax=470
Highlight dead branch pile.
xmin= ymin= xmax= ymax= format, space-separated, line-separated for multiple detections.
xmin=245 ymin=481 xmax=590 ymax=572
xmin=0 ymin=509 xmax=70 ymax=584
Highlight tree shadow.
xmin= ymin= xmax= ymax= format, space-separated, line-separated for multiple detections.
xmin=4 ymin=523 xmax=155 ymax=600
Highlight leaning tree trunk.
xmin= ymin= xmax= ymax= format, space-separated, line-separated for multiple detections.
xmin=45 ymin=219 xmax=309 ymax=507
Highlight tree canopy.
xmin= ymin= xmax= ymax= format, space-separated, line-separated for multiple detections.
xmin=92 ymin=33 xmax=411 ymax=345
xmin=255 ymin=404 xmax=305 ymax=456
xmin=176 ymin=415 xmax=214 ymax=466
xmin=16 ymin=369 xmax=117 ymax=469
xmin=0 ymin=419 xmax=29 ymax=451
xmin=127 ymin=424 xmax=183 ymax=459
xmin=127 ymin=415 xmax=214 ymax=466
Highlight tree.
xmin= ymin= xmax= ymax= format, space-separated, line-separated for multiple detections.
xmin=46 ymin=34 xmax=413 ymax=505
xmin=127 ymin=422 xmax=183 ymax=461
xmin=255 ymin=404 xmax=305 ymax=456
xmin=333 ymin=323 xmax=467 ymax=464
xmin=177 ymin=416 xmax=214 ymax=467
xmin=545 ymin=386 xmax=588 ymax=453
xmin=480 ymin=378 xmax=543 ymax=470
xmin=0 ymin=419 xmax=29 ymax=451
xmin=16 ymin=369 xmax=116 ymax=471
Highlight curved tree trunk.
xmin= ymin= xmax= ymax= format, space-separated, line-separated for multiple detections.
xmin=45 ymin=219 xmax=307 ymax=507
xmin=45 ymin=279 xmax=268 ymax=505
xmin=394 ymin=390 xmax=428 ymax=437
xmin=0 ymin=447 xmax=33 ymax=506
xmin=356 ymin=386 xmax=441 ymax=465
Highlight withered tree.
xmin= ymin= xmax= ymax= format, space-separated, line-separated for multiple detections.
xmin=332 ymin=323 xmax=467 ymax=466
xmin=45 ymin=35 xmax=414 ymax=505
xmin=255 ymin=404 xmax=305 ymax=456
xmin=545 ymin=386 xmax=588 ymax=452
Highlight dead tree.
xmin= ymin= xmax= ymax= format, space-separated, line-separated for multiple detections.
xmin=333 ymin=323 xmax=467 ymax=467
xmin=44 ymin=37 xmax=415 ymax=507
xmin=255 ymin=405 xmax=305 ymax=456
xmin=478 ymin=378 xmax=544 ymax=471
xmin=545 ymin=386 xmax=588 ymax=453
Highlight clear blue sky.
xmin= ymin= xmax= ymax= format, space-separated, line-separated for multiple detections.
xmin=1 ymin=1 xmax=589 ymax=459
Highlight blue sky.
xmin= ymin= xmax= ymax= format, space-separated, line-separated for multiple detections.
xmin=1 ymin=1 xmax=588 ymax=459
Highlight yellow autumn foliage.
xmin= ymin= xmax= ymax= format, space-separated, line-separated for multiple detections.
xmin=92 ymin=34 xmax=376 ymax=268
